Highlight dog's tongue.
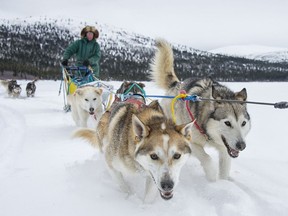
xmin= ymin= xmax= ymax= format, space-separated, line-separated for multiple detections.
xmin=160 ymin=191 xmax=173 ymax=200
xmin=230 ymin=149 xmax=239 ymax=158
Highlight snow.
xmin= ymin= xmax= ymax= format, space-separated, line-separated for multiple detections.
xmin=0 ymin=80 xmax=288 ymax=216
xmin=209 ymin=45 xmax=288 ymax=62
xmin=210 ymin=45 xmax=288 ymax=56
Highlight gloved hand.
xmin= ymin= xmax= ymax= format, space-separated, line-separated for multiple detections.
xmin=61 ymin=59 xmax=68 ymax=66
xmin=83 ymin=60 xmax=90 ymax=67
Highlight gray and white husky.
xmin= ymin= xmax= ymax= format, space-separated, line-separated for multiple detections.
xmin=150 ymin=39 xmax=251 ymax=181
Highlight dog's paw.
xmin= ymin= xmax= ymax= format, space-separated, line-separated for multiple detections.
xmin=119 ymin=183 xmax=132 ymax=195
xmin=204 ymin=164 xmax=218 ymax=182
xmin=206 ymin=171 xmax=217 ymax=182
xmin=143 ymin=189 xmax=158 ymax=203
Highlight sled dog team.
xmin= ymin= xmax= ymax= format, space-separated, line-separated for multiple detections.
xmin=73 ymin=39 xmax=251 ymax=202
xmin=0 ymin=79 xmax=37 ymax=97
xmin=0 ymin=39 xmax=251 ymax=202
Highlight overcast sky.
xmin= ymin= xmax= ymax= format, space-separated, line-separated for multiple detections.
xmin=1 ymin=0 xmax=288 ymax=51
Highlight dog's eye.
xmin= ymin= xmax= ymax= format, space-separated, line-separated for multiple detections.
xmin=150 ymin=153 xmax=159 ymax=160
xmin=224 ymin=121 xmax=231 ymax=127
xmin=85 ymin=99 xmax=88 ymax=101
xmin=173 ymin=153 xmax=181 ymax=160
xmin=241 ymin=121 xmax=246 ymax=127
xmin=93 ymin=98 xmax=97 ymax=101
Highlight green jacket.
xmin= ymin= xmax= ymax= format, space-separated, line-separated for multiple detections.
xmin=63 ymin=37 xmax=101 ymax=77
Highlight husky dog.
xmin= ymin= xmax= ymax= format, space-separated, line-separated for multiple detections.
xmin=26 ymin=79 xmax=37 ymax=97
xmin=150 ymin=39 xmax=251 ymax=181
xmin=116 ymin=81 xmax=145 ymax=96
xmin=114 ymin=80 xmax=146 ymax=104
xmin=68 ymin=85 xmax=104 ymax=127
xmin=74 ymin=100 xmax=194 ymax=202
xmin=0 ymin=79 xmax=22 ymax=97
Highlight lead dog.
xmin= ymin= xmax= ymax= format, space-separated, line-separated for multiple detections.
xmin=150 ymin=39 xmax=251 ymax=180
xmin=68 ymin=85 xmax=104 ymax=127
xmin=74 ymin=100 xmax=194 ymax=202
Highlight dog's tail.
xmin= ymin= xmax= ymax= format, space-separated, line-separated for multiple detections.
xmin=0 ymin=80 xmax=9 ymax=88
xmin=150 ymin=38 xmax=180 ymax=90
xmin=32 ymin=78 xmax=38 ymax=83
xmin=73 ymin=129 xmax=101 ymax=150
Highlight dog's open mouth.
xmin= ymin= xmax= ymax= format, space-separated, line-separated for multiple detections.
xmin=159 ymin=190 xmax=174 ymax=200
xmin=221 ymin=135 xmax=239 ymax=158
xmin=150 ymin=174 xmax=174 ymax=200
xmin=89 ymin=111 xmax=95 ymax=115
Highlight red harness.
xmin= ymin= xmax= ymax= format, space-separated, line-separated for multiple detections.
xmin=179 ymin=90 xmax=205 ymax=135
xmin=111 ymin=94 xmax=146 ymax=111
xmin=125 ymin=98 xmax=146 ymax=109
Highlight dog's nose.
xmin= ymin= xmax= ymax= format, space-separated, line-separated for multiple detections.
xmin=89 ymin=108 xmax=94 ymax=112
xmin=161 ymin=180 xmax=174 ymax=192
xmin=236 ymin=141 xmax=246 ymax=151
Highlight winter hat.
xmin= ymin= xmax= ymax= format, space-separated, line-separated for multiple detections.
xmin=80 ymin=26 xmax=99 ymax=39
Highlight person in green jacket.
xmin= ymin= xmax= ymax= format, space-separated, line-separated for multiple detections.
xmin=61 ymin=26 xmax=101 ymax=78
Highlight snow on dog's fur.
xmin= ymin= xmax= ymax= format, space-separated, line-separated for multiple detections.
xmin=74 ymin=100 xmax=194 ymax=202
xmin=150 ymin=39 xmax=251 ymax=181
xmin=68 ymin=85 xmax=103 ymax=127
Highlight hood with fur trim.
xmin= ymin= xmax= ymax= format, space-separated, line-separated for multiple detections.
xmin=80 ymin=26 xmax=99 ymax=39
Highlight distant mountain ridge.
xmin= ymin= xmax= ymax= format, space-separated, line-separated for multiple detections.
xmin=209 ymin=45 xmax=288 ymax=63
xmin=0 ymin=16 xmax=288 ymax=81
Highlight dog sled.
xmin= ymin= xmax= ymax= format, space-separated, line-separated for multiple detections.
xmin=59 ymin=65 xmax=114 ymax=112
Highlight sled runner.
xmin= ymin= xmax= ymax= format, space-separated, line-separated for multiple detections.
xmin=60 ymin=65 xmax=114 ymax=112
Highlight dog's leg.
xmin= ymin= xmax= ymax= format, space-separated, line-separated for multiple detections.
xmin=71 ymin=109 xmax=80 ymax=127
xmin=191 ymin=143 xmax=217 ymax=181
xmin=78 ymin=112 xmax=89 ymax=127
xmin=109 ymin=168 xmax=132 ymax=196
xmin=105 ymin=149 xmax=132 ymax=196
xmin=143 ymin=176 xmax=158 ymax=203
xmin=218 ymin=148 xmax=231 ymax=179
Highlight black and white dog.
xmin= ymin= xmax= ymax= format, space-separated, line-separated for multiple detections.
xmin=26 ymin=79 xmax=37 ymax=97
xmin=0 ymin=79 xmax=22 ymax=97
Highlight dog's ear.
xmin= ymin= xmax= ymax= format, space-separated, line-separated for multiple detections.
xmin=124 ymin=81 xmax=130 ymax=88
xmin=138 ymin=82 xmax=145 ymax=88
xmin=175 ymin=120 xmax=195 ymax=142
xmin=76 ymin=88 xmax=83 ymax=96
xmin=235 ymin=88 xmax=247 ymax=101
xmin=95 ymin=88 xmax=103 ymax=95
xmin=148 ymin=100 xmax=164 ymax=114
xmin=132 ymin=114 xmax=149 ymax=141
xmin=116 ymin=82 xmax=124 ymax=94
xmin=211 ymin=85 xmax=222 ymax=100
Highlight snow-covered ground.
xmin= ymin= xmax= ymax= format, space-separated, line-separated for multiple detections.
xmin=0 ymin=80 xmax=288 ymax=216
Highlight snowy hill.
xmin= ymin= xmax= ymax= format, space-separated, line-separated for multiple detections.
xmin=209 ymin=45 xmax=288 ymax=63
xmin=1 ymin=17 xmax=288 ymax=81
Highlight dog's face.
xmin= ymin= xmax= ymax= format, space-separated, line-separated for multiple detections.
xmin=133 ymin=116 xmax=193 ymax=200
xmin=9 ymin=80 xmax=17 ymax=86
xmin=76 ymin=86 xmax=103 ymax=115
xmin=10 ymin=84 xmax=22 ymax=97
xmin=207 ymin=88 xmax=251 ymax=158
xmin=8 ymin=80 xmax=18 ymax=92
